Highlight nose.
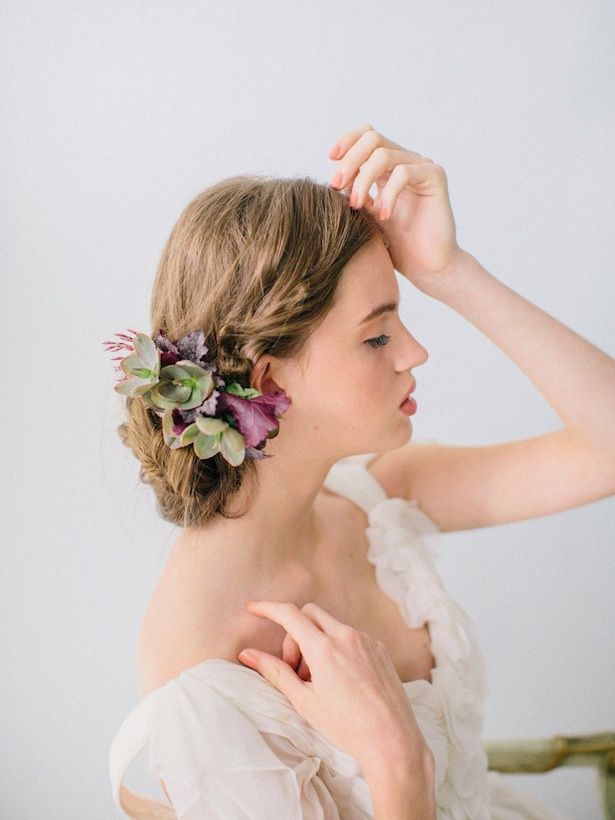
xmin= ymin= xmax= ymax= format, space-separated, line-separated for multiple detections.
xmin=413 ymin=338 xmax=429 ymax=365
xmin=397 ymin=328 xmax=429 ymax=371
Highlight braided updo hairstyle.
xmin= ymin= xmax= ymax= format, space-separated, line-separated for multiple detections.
xmin=116 ymin=175 xmax=387 ymax=528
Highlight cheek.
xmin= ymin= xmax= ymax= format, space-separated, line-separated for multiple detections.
xmin=362 ymin=352 xmax=389 ymax=386
xmin=293 ymin=348 xmax=390 ymax=419
xmin=349 ymin=356 xmax=391 ymax=410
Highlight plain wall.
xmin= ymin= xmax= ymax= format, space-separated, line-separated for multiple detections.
xmin=2 ymin=1 xmax=614 ymax=818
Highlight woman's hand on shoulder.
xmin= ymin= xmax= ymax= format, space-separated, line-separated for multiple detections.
xmin=237 ymin=600 xmax=433 ymax=771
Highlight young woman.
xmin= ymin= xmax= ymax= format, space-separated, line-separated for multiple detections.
xmin=107 ymin=125 xmax=614 ymax=819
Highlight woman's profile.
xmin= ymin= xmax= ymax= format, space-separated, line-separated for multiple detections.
xmin=107 ymin=124 xmax=613 ymax=819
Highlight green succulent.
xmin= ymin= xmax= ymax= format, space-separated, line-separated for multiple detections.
xmin=162 ymin=410 xmax=246 ymax=466
xmin=114 ymin=333 xmax=160 ymax=396
xmin=109 ymin=329 xmax=255 ymax=466
xmin=149 ymin=361 xmax=215 ymax=411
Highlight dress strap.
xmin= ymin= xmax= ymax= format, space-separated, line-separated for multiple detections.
xmin=323 ymin=452 xmax=389 ymax=515
xmin=323 ymin=441 xmax=441 ymax=516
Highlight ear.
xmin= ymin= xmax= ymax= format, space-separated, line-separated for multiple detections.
xmin=249 ymin=354 xmax=286 ymax=395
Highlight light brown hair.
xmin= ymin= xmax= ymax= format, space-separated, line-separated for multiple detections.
xmin=117 ymin=175 xmax=386 ymax=529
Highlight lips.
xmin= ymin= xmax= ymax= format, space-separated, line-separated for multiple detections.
xmin=399 ymin=380 xmax=416 ymax=406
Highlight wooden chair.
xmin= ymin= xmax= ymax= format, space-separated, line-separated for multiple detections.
xmin=484 ymin=731 xmax=615 ymax=819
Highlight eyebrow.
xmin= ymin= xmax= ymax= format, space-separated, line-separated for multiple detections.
xmin=357 ymin=301 xmax=398 ymax=326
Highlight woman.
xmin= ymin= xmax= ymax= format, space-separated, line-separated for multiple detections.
xmin=107 ymin=125 xmax=613 ymax=818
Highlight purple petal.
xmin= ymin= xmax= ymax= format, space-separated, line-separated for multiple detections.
xmin=175 ymin=330 xmax=213 ymax=367
xmin=215 ymin=390 xmax=292 ymax=449
xmin=155 ymin=328 xmax=219 ymax=371
xmin=154 ymin=332 xmax=181 ymax=363
xmin=160 ymin=350 xmax=181 ymax=366
xmin=171 ymin=408 xmax=191 ymax=436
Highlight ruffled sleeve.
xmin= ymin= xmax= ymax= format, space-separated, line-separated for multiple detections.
xmin=109 ymin=673 xmax=342 ymax=819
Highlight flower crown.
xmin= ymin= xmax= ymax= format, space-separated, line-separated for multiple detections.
xmin=102 ymin=327 xmax=291 ymax=466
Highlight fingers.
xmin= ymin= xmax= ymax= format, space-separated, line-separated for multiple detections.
xmin=244 ymin=600 xmax=328 ymax=668
xmin=328 ymin=124 xmax=404 ymax=191
xmin=282 ymin=631 xmax=312 ymax=681
xmin=329 ymin=128 xmax=382 ymax=197
xmin=328 ymin=122 xmax=375 ymax=159
xmin=347 ymin=147 xmax=417 ymax=210
xmin=299 ymin=601 xmax=350 ymax=634
xmin=297 ymin=655 xmax=311 ymax=682
xmin=381 ymin=162 xmax=447 ymax=207
xmin=282 ymin=630 xmax=302 ymax=670
xmin=328 ymin=124 xmax=432 ymax=214
xmin=239 ymin=599 xmax=343 ymax=704
xmin=237 ymin=647 xmax=310 ymax=709
xmin=252 ymin=601 xmax=350 ymax=683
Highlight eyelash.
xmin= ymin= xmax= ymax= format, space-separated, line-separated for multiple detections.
xmin=366 ymin=334 xmax=391 ymax=348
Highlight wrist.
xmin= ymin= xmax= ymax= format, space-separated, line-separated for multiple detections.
xmin=360 ymin=740 xmax=435 ymax=790
xmin=421 ymin=248 xmax=486 ymax=303
xmin=362 ymin=747 xmax=436 ymax=820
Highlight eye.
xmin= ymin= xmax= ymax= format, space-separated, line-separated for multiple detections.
xmin=366 ymin=334 xmax=391 ymax=348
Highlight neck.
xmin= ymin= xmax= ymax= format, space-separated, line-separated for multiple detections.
xmin=180 ymin=433 xmax=343 ymax=574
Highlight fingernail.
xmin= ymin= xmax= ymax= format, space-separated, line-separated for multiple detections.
xmin=329 ymin=143 xmax=341 ymax=158
xmin=238 ymin=650 xmax=257 ymax=664
xmin=379 ymin=206 xmax=389 ymax=221
xmin=330 ymin=171 xmax=343 ymax=189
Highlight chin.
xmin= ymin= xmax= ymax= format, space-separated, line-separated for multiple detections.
xmin=394 ymin=417 xmax=413 ymax=443
xmin=369 ymin=420 xmax=413 ymax=453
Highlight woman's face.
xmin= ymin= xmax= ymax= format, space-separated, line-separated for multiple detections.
xmin=272 ymin=237 xmax=429 ymax=458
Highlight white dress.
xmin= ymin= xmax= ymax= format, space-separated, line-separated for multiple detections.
xmin=109 ymin=451 xmax=572 ymax=819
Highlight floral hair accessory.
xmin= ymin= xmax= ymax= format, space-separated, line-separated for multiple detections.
xmin=102 ymin=328 xmax=292 ymax=466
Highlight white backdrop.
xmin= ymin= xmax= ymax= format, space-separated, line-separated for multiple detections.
xmin=2 ymin=2 xmax=614 ymax=818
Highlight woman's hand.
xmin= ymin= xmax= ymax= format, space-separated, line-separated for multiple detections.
xmin=328 ymin=123 xmax=466 ymax=295
xmin=237 ymin=600 xmax=432 ymax=772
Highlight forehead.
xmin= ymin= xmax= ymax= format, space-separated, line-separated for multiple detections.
xmin=291 ymin=239 xmax=398 ymax=373
xmin=332 ymin=239 xmax=399 ymax=321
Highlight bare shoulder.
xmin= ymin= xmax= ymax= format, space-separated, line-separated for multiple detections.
xmin=137 ymin=589 xmax=231 ymax=700
xmin=137 ymin=537 xmax=299 ymax=700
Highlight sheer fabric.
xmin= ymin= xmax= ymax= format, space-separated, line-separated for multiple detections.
xmin=109 ymin=447 xmax=571 ymax=819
